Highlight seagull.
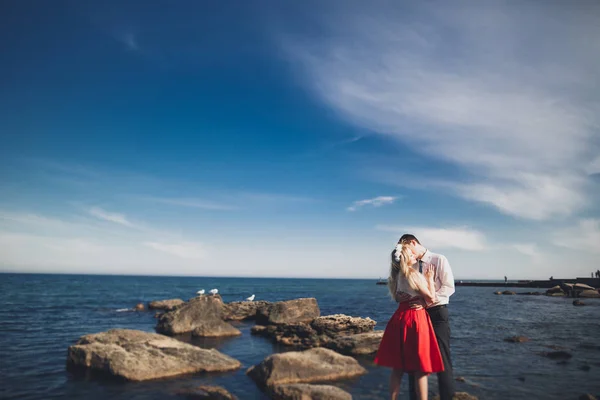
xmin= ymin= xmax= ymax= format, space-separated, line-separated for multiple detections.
xmin=209 ymin=288 xmax=218 ymax=295
xmin=246 ymin=294 xmax=255 ymax=301
xmin=196 ymin=289 xmax=205 ymax=295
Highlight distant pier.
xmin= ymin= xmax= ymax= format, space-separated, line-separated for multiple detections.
xmin=454 ymin=278 xmax=600 ymax=289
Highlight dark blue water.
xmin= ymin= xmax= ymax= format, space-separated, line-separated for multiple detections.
xmin=1 ymin=273 xmax=599 ymax=399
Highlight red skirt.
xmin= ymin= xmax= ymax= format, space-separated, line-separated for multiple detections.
xmin=374 ymin=302 xmax=445 ymax=374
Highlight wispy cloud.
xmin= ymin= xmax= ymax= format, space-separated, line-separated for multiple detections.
xmin=376 ymin=225 xmax=487 ymax=251
xmin=510 ymin=243 xmax=542 ymax=263
xmin=347 ymin=196 xmax=396 ymax=211
xmin=144 ymin=197 xmax=238 ymax=211
xmin=89 ymin=207 xmax=133 ymax=227
xmin=553 ymin=219 xmax=600 ymax=254
xmin=281 ymin=2 xmax=600 ymax=220
xmin=117 ymin=31 xmax=139 ymax=52
xmin=143 ymin=241 xmax=206 ymax=260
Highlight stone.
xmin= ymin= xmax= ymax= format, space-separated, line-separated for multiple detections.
xmin=547 ymin=291 xmax=565 ymax=297
xmin=223 ymin=300 xmax=271 ymax=321
xmin=502 ymin=291 xmax=516 ymax=295
xmin=504 ymin=336 xmax=529 ymax=343
xmin=256 ymin=298 xmax=320 ymax=325
xmin=176 ymin=385 xmax=238 ymax=399
xmin=191 ymin=320 xmax=242 ymax=338
xmin=269 ymin=383 xmax=352 ymax=400
xmin=246 ymin=347 xmax=367 ymax=389
xmin=432 ymin=392 xmax=478 ymax=400
xmin=311 ymin=314 xmax=376 ymax=337
xmin=455 ymin=376 xmax=466 ymax=382
xmin=66 ymin=329 xmax=241 ymax=381
xmin=251 ymin=323 xmax=325 ymax=349
xmin=546 ymin=285 xmax=565 ymax=296
xmin=148 ymin=299 xmax=185 ymax=311
xmin=579 ymin=290 xmax=600 ymax=298
xmin=156 ymin=295 xmax=225 ymax=335
xmin=540 ymin=351 xmax=573 ymax=360
xmin=493 ymin=291 xmax=502 ymax=295
xmin=574 ymin=283 xmax=596 ymax=291
xmin=573 ymin=300 xmax=586 ymax=306
xmin=326 ymin=331 xmax=384 ymax=356
xmin=134 ymin=303 xmax=145 ymax=311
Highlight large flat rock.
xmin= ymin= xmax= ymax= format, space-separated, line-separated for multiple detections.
xmin=246 ymin=347 xmax=367 ymax=389
xmin=148 ymin=299 xmax=185 ymax=311
xmin=192 ymin=320 xmax=242 ymax=338
xmin=256 ymin=298 xmax=320 ymax=325
xmin=223 ymin=300 xmax=271 ymax=321
xmin=156 ymin=295 xmax=225 ymax=335
xmin=67 ymin=329 xmax=241 ymax=381
xmin=311 ymin=314 xmax=376 ymax=336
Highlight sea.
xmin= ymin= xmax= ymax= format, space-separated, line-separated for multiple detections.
xmin=0 ymin=273 xmax=599 ymax=400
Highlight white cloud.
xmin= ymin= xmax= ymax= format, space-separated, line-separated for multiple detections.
xmin=281 ymin=2 xmax=600 ymax=220
xmin=347 ymin=196 xmax=396 ymax=211
xmin=143 ymin=241 xmax=206 ymax=260
xmin=145 ymin=197 xmax=238 ymax=211
xmin=553 ymin=219 xmax=600 ymax=254
xmin=89 ymin=207 xmax=133 ymax=227
xmin=510 ymin=243 xmax=542 ymax=263
xmin=375 ymin=225 xmax=487 ymax=251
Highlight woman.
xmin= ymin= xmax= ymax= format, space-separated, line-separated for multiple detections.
xmin=374 ymin=243 xmax=444 ymax=400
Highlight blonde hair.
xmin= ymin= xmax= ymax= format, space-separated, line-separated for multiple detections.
xmin=388 ymin=244 xmax=421 ymax=298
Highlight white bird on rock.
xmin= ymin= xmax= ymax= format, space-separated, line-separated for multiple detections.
xmin=246 ymin=294 xmax=255 ymax=301
xmin=197 ymin=289 xmax=205 ymax=295
xmin=209 ymin=288 xmax=218 ymax=295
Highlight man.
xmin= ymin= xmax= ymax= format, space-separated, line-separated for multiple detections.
xmin=396 ymin=234 xmax=456 ymax=400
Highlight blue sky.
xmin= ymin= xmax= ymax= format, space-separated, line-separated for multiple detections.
xmin=1 ymin=1 xmax=599 ymax=279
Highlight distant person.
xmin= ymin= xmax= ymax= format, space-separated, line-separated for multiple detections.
xmin=393 ymin=234 xmax=456 ymax=400
xmin=549 ymin=276 xmax=553 ymax=281
xmin=596 ymin=269 xmax=600 ymax=278
xmin=504 ymin=276 xmax=507 ymax=284
xmin=374 ymin=241 xmax=444 ymax=400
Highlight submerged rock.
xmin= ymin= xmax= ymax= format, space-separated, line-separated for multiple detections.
xmin=67 ymin=329 xmax=241 ymax=381
xmin=579 ymin=290 xmax=600 ymax=298
xmin=134 ymin=303 xmax=145 ymax=311
xmin=540 ymin=350 xmax=573 ymax=360
xmin=148 ymin=299 xmax=185 ymax=311
xmin=269 ymin=383 xmax=352 ymax=400
xmin=573 ymin=300 xmax=586 ymax=306
xmin=156 ymin=295 xmax=225 ymax=335
xmin=176 ymin=385 xmax=238 ymax=400
xmin=502 ymin=290 xmax=516 ymax=295
xmin=504 ymin=336 xmax=529 ymax=343
xmin=246 ymin=347 xmax=367 ymax=389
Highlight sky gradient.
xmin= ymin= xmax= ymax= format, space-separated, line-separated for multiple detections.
xmin=1 ymin=1 xmax=599 ymax=279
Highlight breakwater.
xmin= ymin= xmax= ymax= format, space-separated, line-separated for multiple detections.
xmin=454 ymin=278 xmax=600 ymax=289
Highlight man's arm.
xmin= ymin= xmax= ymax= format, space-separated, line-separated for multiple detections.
xmin=436 ymin=255 xmax=455 ymax=299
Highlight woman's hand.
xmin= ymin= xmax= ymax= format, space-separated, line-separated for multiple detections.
xmin=424 ymin=264 xmax=436 ymax=281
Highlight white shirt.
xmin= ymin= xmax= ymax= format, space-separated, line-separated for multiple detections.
xmin=420 ymin=250 xmax=455 ymax=307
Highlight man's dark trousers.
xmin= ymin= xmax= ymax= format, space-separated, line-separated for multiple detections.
xmin=408 ymin=305 xmax=455 ymax=400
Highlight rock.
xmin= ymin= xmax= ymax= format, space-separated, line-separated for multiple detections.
xmin=517 ymin=292 xmax=542 ymax=295
xmin=502 ymin=291 xmax=516 ymax=295
xmin=573 ymin=300 xmax=586 ymax=306
xmin=326 ymin=331 xmax=384 ymax=356
xmin=154 ymin=312 xmax=163 ymax=318
xmin=504 ymin=336 xmax=529 ymax=343
xmin=579 ymin=290 xmax=600 ymax=298
xmin=547 ymin=291 xmax=565 ymax=297
xmin=156 ymin=295 xmax=224 ymax=335
xmin=191 ymin=320 xmax=242 ymax=338
xmin=455 ymin=376 xmax=466 ymax=382
xmin=176 ymin=385 xmax=238 ymax=399
xmin=251 ymin=323 xmax=325 ymax=349
xmin=493 ymin=291 xmax=502 ymax=295
xmin=269 ymin=383 xmax=352 ymax=400
xmin=311 ymin=314 xmax=376 ymax=337
xmin=256 ymin=298 xmax=320 ymax=326
xmin=67 ymin=329 xmax=241 ymax=381
xmin=223 ymin=300 xmax=271 ymax=321
xmin=246 ymin=347 xmax=367 ymax=389
xmin=574 ymin=283 xmax=596 ymax=291
xmin=540 ymin=351 xmax=573 ymax=360
xmin=579 ymin=395 xmax=597 ymax=400
xmin=134 ymin=303 xmax=145 ymax=311
xmin=432 ymin=392 xmax=478 ymax=400
xmin=148 ymin=299 xmax=185 ymax=311
xmin=546 ymin=285 xmax=565 ymax=296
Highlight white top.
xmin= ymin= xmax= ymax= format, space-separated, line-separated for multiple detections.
xmin=420 ymin=250 xmax=455 ymax=307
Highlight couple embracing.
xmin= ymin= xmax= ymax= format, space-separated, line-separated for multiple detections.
xmin=375 ymin=234 xmax=456 ymax=400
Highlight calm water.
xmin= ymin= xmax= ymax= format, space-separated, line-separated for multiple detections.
xmin=0 ymin=273 xmax=599 ymax=399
